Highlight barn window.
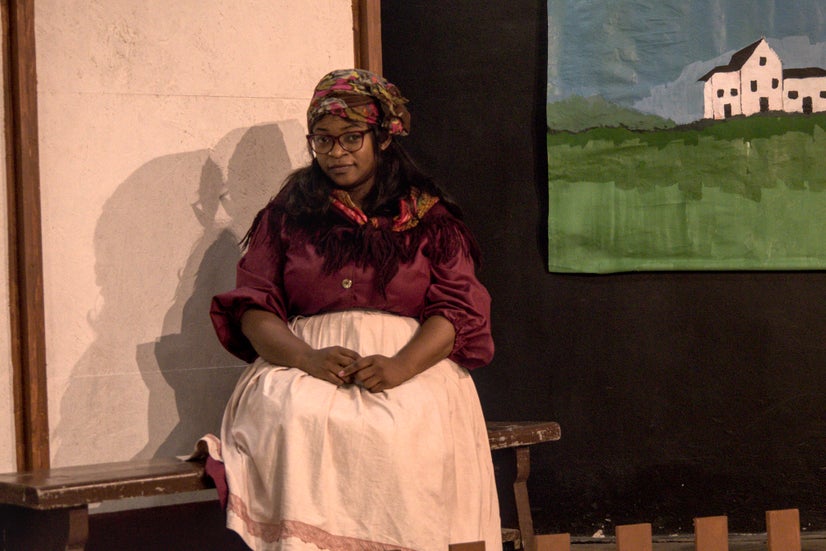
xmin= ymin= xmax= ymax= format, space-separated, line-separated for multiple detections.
xmin=772 ymin=78 xmax=779 ymax=89
xmin=820 ymin=91 xmax=826 ymax=98
xmin=731 ymin=88 xmax=738 ymax=96
xmin=751 ymin=80 xmax=757 ymax=92
xmin=717 ymin=89 xmax=724 ymax=98
xmin=759 ymin=56 xmax=767 ymax=66
xmin=788 ymin=90 xmax=799 ymax=99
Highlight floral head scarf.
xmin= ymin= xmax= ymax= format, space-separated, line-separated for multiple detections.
xmin=307 ymin=69 xmax=411 ymax=136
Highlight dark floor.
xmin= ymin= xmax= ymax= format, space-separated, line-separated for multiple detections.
xmin=564 ymin=531 xmax=826 ymax=550
xmin=88 ymin=499 xmax=826 ymax=550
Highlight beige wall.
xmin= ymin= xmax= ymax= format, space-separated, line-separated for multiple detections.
xmin=0 ymin=20 xmax=14 ymax=473
xmin=35 ymin=0 xmax=354 ymax=467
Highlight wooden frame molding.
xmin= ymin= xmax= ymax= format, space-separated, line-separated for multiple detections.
xmin=352 ymin=0 xmax=382 ymax=74
xmin=3 ymin=0 xmax=49 ymax=471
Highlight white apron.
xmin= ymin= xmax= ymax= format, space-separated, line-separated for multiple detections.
xmin=205 ymin=310 xmax=500 ymax=550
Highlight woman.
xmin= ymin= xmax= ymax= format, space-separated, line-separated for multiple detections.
xmin=205 ymin=69 xmax=501 ymax=550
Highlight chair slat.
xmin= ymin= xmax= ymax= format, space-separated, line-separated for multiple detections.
xmin=535 ymin=532 xmax=571 ymax=551
xmin=694 ymin=515 xmax=728 ymax=551
xmin=616 ymin=523 xmax=652 ymax=551
xmin=767 ymin=508 xmax=800 ymax=551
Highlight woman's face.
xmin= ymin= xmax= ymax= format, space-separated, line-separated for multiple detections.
xmin=310 ymin=115 xmax=390 ymax=207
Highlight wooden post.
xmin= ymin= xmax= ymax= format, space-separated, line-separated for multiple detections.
xmin=535 ymin=533 xmax=571 ymax=551
xmin=3 ymin=0 xmax=50 ymax=471
xmin=766 ymin=509 xmax=800 ymax=551
xmin=616 ymin=523 xmax=652 ymax=551
xmin=694 ymin=515 xmax=728 ymax=551
xmin=352 ymin=0 xmax=382 ymax=74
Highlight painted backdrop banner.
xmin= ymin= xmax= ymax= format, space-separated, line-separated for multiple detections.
xmin=547 ymin=0 xmax=826 ymax=273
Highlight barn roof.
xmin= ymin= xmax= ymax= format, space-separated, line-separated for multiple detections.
xmin=698 ymin=38 xmax=765 ymax=82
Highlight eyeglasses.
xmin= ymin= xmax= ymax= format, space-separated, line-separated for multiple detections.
xmin=306 ymin=130 xmax=371 ymax=155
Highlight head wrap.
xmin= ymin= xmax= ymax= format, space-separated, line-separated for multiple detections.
xmin=307 ymin=69 xmax=411 ymax=136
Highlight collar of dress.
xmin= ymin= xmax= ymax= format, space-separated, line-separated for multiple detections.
xmin=329 ymin=188 xmax=439 ymax=232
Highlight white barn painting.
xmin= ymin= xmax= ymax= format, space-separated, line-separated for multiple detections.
xmin=699 ymin=38 xmax=826 ymax=119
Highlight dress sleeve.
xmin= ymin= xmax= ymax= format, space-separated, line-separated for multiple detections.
xmin=210 ymin=207 xmax=289 ymax=363
xmin=422 ymin=219 xmax=494 ymax=370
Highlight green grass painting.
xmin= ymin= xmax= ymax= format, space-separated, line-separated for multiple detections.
xmin=547 ymin=106 xmax=826 ymax=273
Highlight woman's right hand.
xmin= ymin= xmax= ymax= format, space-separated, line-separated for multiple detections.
xmin=297 ymin=346 xmax=361 ymax=385
xmin=241 ymin=309 xmax=361 ymax=385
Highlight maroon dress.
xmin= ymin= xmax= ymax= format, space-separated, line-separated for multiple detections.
xmin=210 ymin=198 xmax=494 ymax=369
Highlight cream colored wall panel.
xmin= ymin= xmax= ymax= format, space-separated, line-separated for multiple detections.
xmin=39 ymin=94 xmax=307 ymax=380
xmin=50 ymin=364 xmax=245 ymax=465
xmin=36 ymin=0 xmax=353 ymax=99
xmin=36 ymin=0 xmax=353 ymax=467
xmin=43 ymin=96 xmax=304 ymax=466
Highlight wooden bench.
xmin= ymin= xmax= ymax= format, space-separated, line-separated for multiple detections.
xmin=487 ymin=421 xmax=561 ymax=550
xmin=0 ymin=421 xmax=560 ymax=550
xmin=0 ymin=458 xmax=211 ymax=550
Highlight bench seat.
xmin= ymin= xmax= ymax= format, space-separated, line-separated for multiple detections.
xmin=0 ymin=457 xmax=210 ymax=511
xmin=0 ymin=421 xmax=560 ymax=550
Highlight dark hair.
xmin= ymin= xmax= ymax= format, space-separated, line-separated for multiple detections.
xmin=242 ymin=126 xmax=464 ymax=246
xmin=290 ymin=128 xmax=460 ymax=219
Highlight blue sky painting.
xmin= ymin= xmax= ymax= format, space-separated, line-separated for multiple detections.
xmin=548 ymin=0 xmax=826 ymax=124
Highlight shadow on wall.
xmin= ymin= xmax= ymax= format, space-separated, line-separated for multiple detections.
xmin=52 ymin=123 xmax=298 ymax=466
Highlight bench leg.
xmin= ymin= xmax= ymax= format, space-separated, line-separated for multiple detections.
xmin=65 ymin=506 xmax=90 ymax=550
xmin=0 ymin=504 xmax=89 ymax=550
xmin=513 ymin=446 xmax=535 ymax=551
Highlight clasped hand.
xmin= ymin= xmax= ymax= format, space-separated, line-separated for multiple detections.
xmin=298 ymin=346 xmax=414 ymax=392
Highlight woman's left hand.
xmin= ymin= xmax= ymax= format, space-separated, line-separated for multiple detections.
xmin=338 ymin=355 xmax=416 ymax=393
xmin=338 ymin=316 xmax=456 ymax=393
